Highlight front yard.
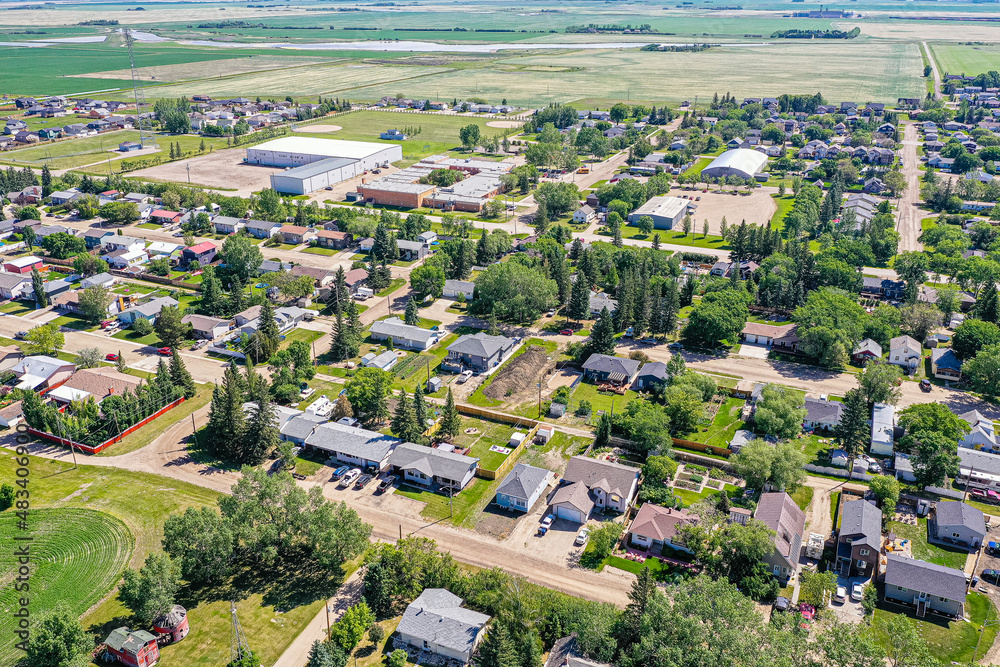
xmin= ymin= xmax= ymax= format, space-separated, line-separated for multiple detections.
xmin=395 ymin=477 xmax=498 ymax=528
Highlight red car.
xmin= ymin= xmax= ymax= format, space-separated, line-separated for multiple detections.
xmin=105 ymin=353 xmax=119 ymax=361
xmin=157 ymin=347 xmax=172 ymax=356
xmin=559 ymin=329 xmax=574 ymax=335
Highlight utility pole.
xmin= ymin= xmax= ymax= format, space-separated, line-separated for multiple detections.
xmin=190 ymin=413 xmax=199 ymax=449
xmin=537 ymin=381 xmax=541 ymax=418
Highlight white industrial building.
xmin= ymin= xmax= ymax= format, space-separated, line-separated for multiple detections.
xmin=626 ymin=195 xmax=690 ymax=230
xmin=700 ymin=148 xmax=769 ymax=180
xmin=246 ymin=137 xmax=403 ymax=195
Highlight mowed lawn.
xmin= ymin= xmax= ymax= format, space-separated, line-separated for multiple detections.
xmin=886 ymin=518 xmax=970 ymax=570
xmin=873 ymin=593 xmax=998 ymax=665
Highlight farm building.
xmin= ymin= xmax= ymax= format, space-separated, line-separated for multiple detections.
xmin=626 ymin=196 xmax=689 ymax=230
xmin=104 ymin=627 xmax=160 ymax=667
xmin=152 ymin=605 xmax=189 ymax=643
xmin=701 ymin=148 xmax=769 ymax=180
xmin=246 ymin=137 xmax=401 ymax=195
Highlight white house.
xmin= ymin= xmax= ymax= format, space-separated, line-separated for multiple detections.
xmin=870 ymin=402 xmax=896 ymax=456
xmin=959 ymin=410 xmax=998 ymax=454
xmin=362 ymin=350 xmax=399 ymax=371
xmin=888 ymin=335 xmax=921 ymax=371
xmin=394 ymin=589 xmax=490 ymax=665
xmin=573 ymin=205 xmax=596 ymax=224
xmin=389 ymin=442 xmax=480 ymax=491
xmin=443 ymin=279 xmax=475 ymax=300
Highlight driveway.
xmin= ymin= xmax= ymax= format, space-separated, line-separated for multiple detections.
xmin=830 ymin=575 xmax=869 ymax=624
xmin=736 ymin=343 xmax=769 ymax=359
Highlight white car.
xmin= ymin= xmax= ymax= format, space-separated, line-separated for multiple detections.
xmin=574 ymin=527 xmax=591 ymax=546
xmin=851 ymin=583 xmax=865 ymax=602
xmin=337 ymin=468 xmax=362 ymax=488
xmin=834 ymin=586 xmax=847 ymax=604
xmin=457 ymin=370 xmax=474 ymax=384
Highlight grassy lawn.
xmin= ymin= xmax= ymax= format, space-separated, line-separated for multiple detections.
xmin=392 ymin=332 xmax=457 ymax=394
xmin=798 ymin=432 xmax=836 ymax=466
xmin=569 ymin=381 xmax=640 ymax=417
xmin=872 ymin=593 xmax=997 ymax=665
xmin=0 ymin=299 xmax=36 ymax=315
xmin=769 ymin=194 xmax=796 ymax=232
xmin=353 ymin=617 xmax=406 ymax=667
xmin=791 ymin=485 xmax=814 ymax=513
xmin=111 ymin=328 xmax=161 ymax=346
xmin=93 ymin=384 xmax=214 ymax=457
xmin=279 ymin=327 xmax=324 ymax=351
xmin=377 ymin=277 xmax=406 ymax=297
xmin=886 ymin=518 xmax=970 ymax=570
xmin=604 ymin=555 xmax=692 ymax=581
xmin=137 ymin=222 xmax=162 ymax=230
xmin=395 ymin=476 xmax=498 ymax=528
xmin=301 ymin=246 xmax=339 ymax=256
xmin=644 ymin=230 xmax=730 ymax=251
xmin=51 ymin=314 xmax=100 ymax=332
xmin=519 ymin=431 xmax=592 ymax=471
xmin=681 ymin=156 xmax=713 ymax=179
xmin=674 ymin=483 xmax=740 ymax=508
xmin=682 ymin=396 xmax=745 ymax=448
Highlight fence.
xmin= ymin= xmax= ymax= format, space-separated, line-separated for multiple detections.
xmin=108 ymin=269 xmax=204 ymax=291
xmin=456 ymin=403 xmax=539 ymax=430
xmin=803 ymin=463 xmax=873 ymax=481
xmin=476 ymin=420 xmax=541 ymax=481
xmin=22 ymin=396 xmax=186 ymax=454
xmin=922 ymin=485 xmax=965 ymax=500
xmin=672 ymin=437 xmax=732 ymax=457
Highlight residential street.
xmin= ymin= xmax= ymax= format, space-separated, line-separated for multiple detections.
xmin=895 ymin=122 xmax=925 ymax=254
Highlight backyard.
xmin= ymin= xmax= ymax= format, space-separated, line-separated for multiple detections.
xmin=873 ymin=593 xmax=997 ymax=665
xmin=885 ymin=517 xmax=971 ymax=570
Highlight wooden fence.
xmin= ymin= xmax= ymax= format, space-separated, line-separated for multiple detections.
xmin=456 ymin=403 xmax=540 ymax=430
xmin=476 ymin=420 xmax=541 ymax=481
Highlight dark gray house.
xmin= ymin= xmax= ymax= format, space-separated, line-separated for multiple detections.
xmin=883 ymin=554 xmax=966 ymax=618
xmin=754 ymin=492 xmax=805 ymax=582
xmin=581 ymin=354 xmax=640 ymax=385
xmin=932 ymin=501 xmax=986 ymax=551
xmin=444 ymin=332 xmax=516 ymax=372
xmin=389 ymin=442 xmax=479 ymax=492
xmin=836 ymin=499 xmax=881 ymax=578
xmin=632 ymin=362 xmax=668 ymax=391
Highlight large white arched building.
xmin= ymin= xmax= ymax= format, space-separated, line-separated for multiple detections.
xmin=701 ymin=148 xmax=769 ymax=180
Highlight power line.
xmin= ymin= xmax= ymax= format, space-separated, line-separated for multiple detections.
xmin=124 ymin=29 xmax=157 ymax=149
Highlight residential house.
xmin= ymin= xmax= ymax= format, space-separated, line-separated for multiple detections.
xmin=870 ymin=402 xmax=896 ymax=457
xmin=101 ymin=236 xmax=145 ymax=254
xmin=234 ymin=305 xmax=262 ymax=327
xmin=0 ymin=273 xmax=32 ymax=300
xmin=443 ymin=279 xmax=475 ymax=300
xmin=588 ymin=290 xmax=617 ymax=316
xmin=861 ymin=277 xmax=905 ymax=300
xmin=931 ymin=348 xmax=963 ymax=381
xmin=495 ymin=463 xmax=553 ymax=512
xmin=182 ymin=241 xmax=217 ymax=265
xmin=118 ymin=296 xmax=179 ymax=325
xmin=754 ymin=492 xmax=805 ymax=581
xmin=418 ymin=230 xmax=437 ymax=246
xmin=150 ymin=210 xmax=181 ymax=226
xmin=11 ymin=355 xmax=76 ymax=391
xmin=852 ymin=338 xmax=882 ymax=364
xmin=397 ymin=239 xmax=429 ymax=261
xmin=957 ymin=447 xmax=1000 ymax=489
xmin=245 ymin=219 xmax=282 ymax=239
xmin=362 ymin=350 xmax=399 ymax=371
xmin=548 ymin=456 xmax=640 ymax=523
xmin=888 ymin=335 xmax=921 ymax=371
xmin=146 ymin=241 xmax=184 ymax=258
xmin=958 ymin=410 xmax=998 ymax=455
xmin=181 ymin=314 xmax=229 ymax=340
xmin=388 ymin=442 xmax=480 ymax=491
xmin=278 ymin=413 xmax=327 ymax=445
xmin=81 ymin=272 xmax=115 ymax=290
xmin=316 ymin=230 xmax=352 ymax=249
xmin=803 ymin=396 xmax=843 ymax=431
xmin=305 ymin=421 xmax=401 ymax=470
xmin=444 ymin=332 xmax=516 ymax=372
xmin=84 ymin=229 xmax=115 ymax=249
xmin=883 ymin=554 xmax=966 ymax=618
xmin=369 ymin=317 xmax=439 ymax=351
xmin=581 ymin=354 xmax=640 ymax=385
xmin=343 ymin=268 xmax=368 ymax=292
xmin=627 ymin=504 xmax=698 ymax=554
xmin=632 ymin=362 xmax=668 ymax=391
xmin=394 ymin=589 xmax=490 ymax=665
xmin=739 ymin=323 xmax=800 ymax=353
xmin=290 ymin=265 xmax=335 ymax=288
xmin=48 ymin=190 xmax=83 ymax=206
xmin=729 ymin=429 xmax=754 ymax=454
xmin=279 ymin=224 xmax=316 ymax=245
xmin=46 ymin=368 xmax=141 ymax=405
xmin=212 ymin=215 xmax=245 ymax=235
xmin=103 ymin=627 xmax=160 ymax=667
xmin=573 ymin=205 xmax=596 ymax=224
xmin=836 ymin=499 xmax=881 ymax=578
xmin=103 ymin=249 xmax=148 ymax=270
xmin=931 ymin=501 xmax=986 ymax=550
xmin=543 ymin=635 xmax=611 ymax=667
xmin=863 ymin=177 xmax=886 ymax=194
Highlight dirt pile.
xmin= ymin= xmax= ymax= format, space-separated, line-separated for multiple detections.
xmin=483 ymin=348 xmax=551 ymax=401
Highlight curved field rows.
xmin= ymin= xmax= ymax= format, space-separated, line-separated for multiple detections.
xmin=0 ymin=508 xmax=134 ymax=665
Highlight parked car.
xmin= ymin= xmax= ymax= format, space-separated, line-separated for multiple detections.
xmin=157 ymin=347 xmax=172 ymax=356
xmin=355 ymin=473 xmax=373 ymax=489
xmin=559 ymin=329 xmax=573 ymax=335
xmin=971 ymin=488 xmax=988 ymax=499
xmin=799 ymin=604 xmax=816 ymax=620
xmin=547 ymin=310 xmax=556 ymax=317
xmin=773 ymin=596 xmax=790 ymax=612
xmin=338 ymin=468 xmax=362 ymax=488
xmin=983 ymin=569 xmax=1000 ymax=584
xmin=987 ymin=541 xmax=1000 ymax=554
xmin=920 ymin=379 xmax=931 ymax=392
xmin=641 ymin=337 xmax=656 ymax=345
xmin=457 ymin=370 xmax=474 ymax=384
xmin=574 ymin=527 xmax=591 ymax=546
xmin=105 ymin=353 xmax=119 ymax=361
xmin=376 ymin=477 xmax=394 ymax=494
xmin=14 ymin=331 xmax=27 ymax=340
xmin=668 ymin=342 xmax=683 ymax=351
xmin=851 ymin=583 xmax=864 ymax=602
xmin=834 ymin=586 xmax=847 ymax=603
xmin=540 ymin=514 xmax=555 ymax=530
xmin=989 ymin=489 xmax=1000 ymax=502
xmin=330 ymin=465 xmax=350 ymax=481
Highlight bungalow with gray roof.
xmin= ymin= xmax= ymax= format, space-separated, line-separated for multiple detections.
xmin=305 ymin=421 xmax=401 ymax=470
xmin=443 ymin=279 xmax=475 ymax=300
xmin=278 ymin=413 xmax=327 ymax=445
xmin=394 ymin=589 xmax=490 ymax=665
xmin=369 ymin=317 xmax=439 ymax=351
xmin=852 ymin=338 xmax=882 ymax=364
xmin=931 ymin=501 xmax=986 ymax=551
xmin=495 ymin=463 xmax=553 ymax=512
xmin=444 ymin=332 xmax=516 ymax=372
xmin=117 ymin=296 xmax=178 ymax=324
xmin=588 ymin=290 xmax=618 ymax=316
xmin=632 ymin=362 xmax=668 ymax=391
xmin=803 ymin=396 xmax=843 ymax=431
xmin=884 ymin=554 xmax=966 ymax=618
xmin=244 ymin=219 xmax=282 ymax=239
xmin=389 ymin=442 xmax=480 ymax=491
xmin=581 ymin=354 xmax=640 ymax=385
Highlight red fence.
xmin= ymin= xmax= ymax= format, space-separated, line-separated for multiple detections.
xmin=25 ymin=396 xmax=185 ymax=454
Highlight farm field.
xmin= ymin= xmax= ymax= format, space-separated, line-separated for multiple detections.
xmin=72 ymin=54 xmax=336 ymax=82
xmin=928 ymin=42 xmax=1000 ymax=77
xmin=0 ymin=508 xmax=134 ymax=666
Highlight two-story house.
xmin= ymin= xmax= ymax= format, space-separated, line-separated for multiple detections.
xmin=836 ymin=499 xmax=881 ymax=578
xmin=547 ymin=456 xmax=640 ymax=524
xmin=754 ymin=492 xmax=806 ymax=581
xmin=883 ymin=554 xmax=966 ymax=618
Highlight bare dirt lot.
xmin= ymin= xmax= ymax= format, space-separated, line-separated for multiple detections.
xmin=130 ymin=148 xmax=281 ymax=196
xmin=547 ymin=368 xmax=581 ymax=391
xmin=483 ymin=347 xmax=551 ymax=403
xmin=486 ymin=120 xmax=524 ymax=129
xmin=294 ymin=124 xmax=342 ymax=133
xmin=671 ymin=187 xmax=777 ymax=235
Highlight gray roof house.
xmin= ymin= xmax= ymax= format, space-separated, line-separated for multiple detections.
xmin=305 ymin=421 xmax=401 ymax=470
xmin=543 ymin=635 xmax=611 ymax=667
xmin=80 ymin=272 xmax=115 ymax=289
xmin=836 ymin=499 xmax=881 ymax=578
xmin=883 ymin=554 xmax=966 ymax=618
xmin=244 ymin=219 xmax=282 ymax=238
xmin=0 ymin=272 xmax=32 ymax=300
xmin=443 ymin=279 xmax=475 ymax=300
xmin=444 ymin=332 xmax=516 ymax=372
xmin=888 ymin=335 xmax=922 ymax=371
xmin=803 ymin=396 xmax=843 ymax=431
xmin=117 ymin=296 xmax=178 ymax=324
xmin=369 ymin=317 xmax=439 ymax=351
xmin=389 ymin=442 xmax=480 ymax=491
xmin=754 ymin=492 xmax=805 ymax=581
xmin=548 ymin=456 xmax=640 ymax=523
xmin=395 ymin=588 xmax=490 ymax=664
xmin=931 ymin=501 xmax=986 ymax=551
xmin=588 ymin=290 xmax=618 ymax=315
xmin=495 ymin=463 xmax=553 ymax=512
xmin=278 ymin=413 xmax=327 ymax=444
xmin=632 ymin=361 xmax=668 ymax=391
xmin=581 ymin=354 xmax=640 ymax=385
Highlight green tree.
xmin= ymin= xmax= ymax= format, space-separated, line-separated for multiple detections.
xmin=622 ymin=401 xmax=672 ymax=454
xmin=869 ymin=474 xmax=901 ymax=518
xmin=410 ymin=263 xmax=445 ymax=299
xmin=834 ymin=387 xmax=869 ymax=469
xmin=99 ymin=201 xmax=139 ymax=225
xmin=72 ymin=254 xmax=108 ymax=277
xmin=952 ymin=318 xmax=1000 ymax=360
xmin=469 ymin=262 xmax=557 ymax=323
xmin=752 ymin=385 xmax=806 ymax=440
xmin=23 ymin=322 xmax=63 ymax=356
xmin=440 ymin=388 xmax=462 ymax=440
xmin=858 ymin=362 xmax=903 ymax=407
xmin=162 ymin=506 xmax=234 ymax=584
xmin=345 ymin=367 xmax=393 ymax=427
xmin=793 ymin=288 xmax=868 ymax=366
xmin=635 ymin=215 xmax=654 ymax=236
xmin=473 ymin=622 xmax=520 ymax=667
xmin=817 ymin=622 xmax=885 ymax=667
xmin=77 ymin=286 xmax=111 ymax=323
xmin=893 ymin=252 xmax=929 ymax=304
xmin=329 ymin=602 xmax=375 ymax=653
xmin=682 ymin=288 xmax=750 ymax=347
xmin=798 ymin=569 xmax=837 ymax=608
xmin=386 ymin=649 xmax=408 ymax=667
xmin=661 ymin=384 xmax=704 ymax=435
xmin=568 ymin=274 xmax=591 ymax=323
xmin=40 ymin=232 xmax=86 ymax=259
xmin=220 ymin=234 xmax=264 ymax=285
xmin=75 ymin=346 xmax=102 ymax=369
xmin=459 ymin=123 xmax=482 ymax=151
xmin=31 ymin=266 xmax=46 ymax=307
xmin=585 ymin=307 xmax=616 ymax=358
xmin=207 ymin=364 xmax=248 ymax=460
xmin=249 ymin=302 xmax=282 ymax=363
xmin=390 ymin=389 xmax=421 ymax=442
xmin=118 ymin=552 xmax=181 ymax=624
xmin=154 ymin=304 xmax=189 ymax=349
xmin=24 ymin=602 xmax=93 ymax=667
xmin=242 ymin=369 xmax=280 ymax=464
xmin=169 ymin=349 xmax=197 ymax=398
xmin=964 ymin=343 xmax=1000 ymax=396
xmin=883 ymin=614 xmax=937 ymax=667
xmin=404 ymin=297 xmax=420 ymax=326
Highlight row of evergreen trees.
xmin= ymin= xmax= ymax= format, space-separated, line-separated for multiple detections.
xmin=207 ymin=364 xmax=278 ymax=464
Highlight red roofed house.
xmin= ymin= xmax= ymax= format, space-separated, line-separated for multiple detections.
xmin=182 ymin=241 xmax=217 ymax=265
xmin=627 ymin=503 xmax=698 ymax=555
xmin=149 ymin=210 xmax=181 ymax=225
xmin=104 ymin=627 xmax=159 ymax=667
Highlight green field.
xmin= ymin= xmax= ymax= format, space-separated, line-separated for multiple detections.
xmin=929 ymin=43 xmax=1000 ymax=77
xmin=0 ymin=508 xmax=134 ymax=665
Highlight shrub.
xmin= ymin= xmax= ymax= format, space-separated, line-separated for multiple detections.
xmin=688 ymin=474 xmax=704 ymax=484
xmin=131 ymin=318 xmax=154 ymax=336
xmin=575 ymin=399 xmax=592 ymax=417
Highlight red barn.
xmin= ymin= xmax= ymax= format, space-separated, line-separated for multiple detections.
xmin=104 ymin=627 xmax=160 ymax=667
xmin=3 ymin=255 xmax=43 ymax=274
xmin=152 ymin=604 xmax=189 ymax=643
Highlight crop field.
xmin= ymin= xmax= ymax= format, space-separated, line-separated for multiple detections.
xmin=929 ymin=42 xmax=1000 ymax=77
xmin=72 ymin=54 xmax=335 ymax=82
xmin=0 ymin=508 xmax=133 ymax=665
